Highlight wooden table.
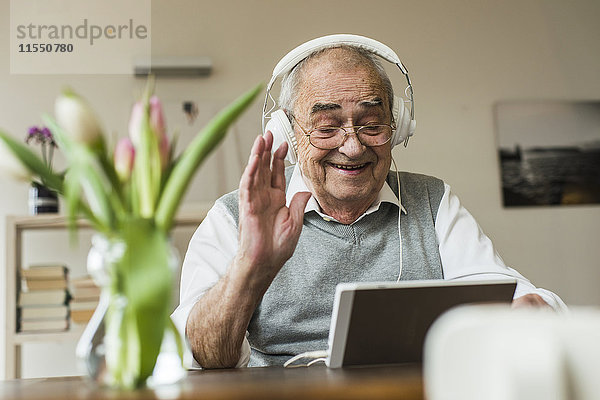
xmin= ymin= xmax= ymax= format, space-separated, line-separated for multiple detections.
xmin=0 ymin=364 xmax=423 ymax=399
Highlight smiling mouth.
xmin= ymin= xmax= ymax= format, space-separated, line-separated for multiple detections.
xmin=331 ymin=163 xmax=368 ymax=171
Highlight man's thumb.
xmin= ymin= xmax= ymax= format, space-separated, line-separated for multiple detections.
xmin=289 ymin=191 xmax=311 ymax=224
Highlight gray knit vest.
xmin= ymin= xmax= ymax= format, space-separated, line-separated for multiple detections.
xmin=216 ymin=167 xmax=445 ymax=366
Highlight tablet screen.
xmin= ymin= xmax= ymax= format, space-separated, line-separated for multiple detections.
xmin=328 ymin=280 xmax=516 ymax=368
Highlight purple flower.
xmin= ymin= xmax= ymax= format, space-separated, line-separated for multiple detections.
xmin=26 ymin=126 xmax=56 ymax=145
xmin=42 ymin=127 xmax=53 ymax=140
xmin=25 ymin=125 xmax=56 ymax=169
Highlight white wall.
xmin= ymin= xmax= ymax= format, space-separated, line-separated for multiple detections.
xmin=1 ymin=0 xmax=599 ymax=379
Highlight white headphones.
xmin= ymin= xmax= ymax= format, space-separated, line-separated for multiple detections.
xmin=262 ymin=34 xmax=416 ymax=164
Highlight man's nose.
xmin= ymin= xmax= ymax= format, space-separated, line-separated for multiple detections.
xmin=337 ymin=131 xmax=366 ymax=157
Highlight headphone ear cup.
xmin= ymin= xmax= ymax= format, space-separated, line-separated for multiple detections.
xmin=390 ymin=95 xmax=416 ymax=147
xmin=265 ymin=109 xmax=298 ymax=164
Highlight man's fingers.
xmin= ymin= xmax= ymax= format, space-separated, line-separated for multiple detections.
xmin=242 ymin=132 xmax=291 ymax=202
xmin=263 ymin=130 xmax=274 ymax=153
xmin=273 ymin=140 xmax=288 ymax=160
xmin=251 ymin=134 xmax=264 ymax=156
xmin=240 ymin=153 xmax=259 ymax=193
xmin=254 ymin=132 xmax=272 ymax=186
xmin=271 ymin=140 xmax=288 ymax=190
xmin=241 ymin=135 xmax=265 ymax=191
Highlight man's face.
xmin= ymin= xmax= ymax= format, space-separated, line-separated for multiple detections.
xmin=292 ymin=50 xmax=393 ymax=217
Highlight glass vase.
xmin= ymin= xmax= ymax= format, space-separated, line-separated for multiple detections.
xmin=76 ymin=232 xmax=186 ymax=389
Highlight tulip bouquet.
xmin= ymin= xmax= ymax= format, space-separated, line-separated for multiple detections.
xmin=0 ymin=80 xmax=261 ymax=389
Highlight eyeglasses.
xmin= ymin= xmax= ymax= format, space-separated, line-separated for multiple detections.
xmin=292 ymin=116 xmax=395 ymax=150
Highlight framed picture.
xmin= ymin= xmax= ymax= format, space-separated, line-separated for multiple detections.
xmin=495 ymin=101 xmax=600 ymax=207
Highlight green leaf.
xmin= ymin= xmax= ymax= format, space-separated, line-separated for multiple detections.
xmin=96 ymin=137 xmax=127 ymax=216
xmin=155 ymin=83 xmax=262 ymax=231
xmin=133 ymin=77 xmax=163 ymax=219
xmin=133 ymin=102 xmax=156 ymax=218
xmin=63 ymin=169 xmax=83 ymax=239
xmin=43 ymin=115 xmax=115 ymax=232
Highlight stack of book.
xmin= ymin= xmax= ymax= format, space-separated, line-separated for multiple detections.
xmin=18 ymin=265 xmax=70 ymax=333
xmin=70 ymin=275 xmax=101 ymax=325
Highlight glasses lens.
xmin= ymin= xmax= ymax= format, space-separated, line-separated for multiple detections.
xmin=357 ymin=125 xmax=392 ymax=146
xmin=308 ymin=125 xmax=393 ymax=149
xmin=309 ymin=127 xmax=344 ymax=149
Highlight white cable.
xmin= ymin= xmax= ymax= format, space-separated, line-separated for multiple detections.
xmin=307 ymin=358 xmax=327 ymax=367
xmin=391 ymin=156 xmax=403 ymax=282
xmin=266 ymin=91 xmax=276 ymax=117
xmin=283 ymin=350 xmax=329 ymax=368
xmin=261 ymin=90 xmax=277 ymax=133
xmin=448 ymin=272 xmax=521 ymax=281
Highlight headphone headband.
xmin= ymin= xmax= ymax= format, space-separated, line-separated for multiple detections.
xmin=267 ymin=34 xmax=409 ymax=92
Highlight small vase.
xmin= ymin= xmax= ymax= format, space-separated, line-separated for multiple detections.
xmin=28 ymin=182 xmax=59 ymax=215
xmin=76 ymin=231 xmax=186 ymax=389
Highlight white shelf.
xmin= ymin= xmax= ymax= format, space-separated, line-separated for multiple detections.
xmin=3 ymin=209 xmax=208 ymax=380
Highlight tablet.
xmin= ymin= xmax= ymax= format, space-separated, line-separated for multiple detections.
xmin=327 ymin=279 xmax=516 ymax=368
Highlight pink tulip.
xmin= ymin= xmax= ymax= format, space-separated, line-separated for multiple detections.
xmin=149 ymin=96 xmax=166 ymax=139
xmin=114 ymin=137 xmax=135 ymax=181
xmin=149 ymin=96 xmax=170 ymax=167
xmin=128 ymin=101 xmax=143 ymax=145
xmin=128 ymin=95 xmax=169 ymax=167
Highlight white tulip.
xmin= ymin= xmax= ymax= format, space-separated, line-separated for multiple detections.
xmin=55 ymin=91 xmax=102 ymax=145
xmin=0 ymin=139 xmax=33 ymax=181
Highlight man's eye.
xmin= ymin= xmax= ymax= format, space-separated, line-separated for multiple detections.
xmin=313 ymin=127 xmax=339 ymax=136
xmin=356 ymin=125 xmax=380 ymax=135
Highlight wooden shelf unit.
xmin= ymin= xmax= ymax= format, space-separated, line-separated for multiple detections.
xmin=3 ymin=210 xmax=207 ymax=380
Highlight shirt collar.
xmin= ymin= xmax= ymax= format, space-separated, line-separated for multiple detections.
xmin=285 ymin=164 xmax=407 ymax=221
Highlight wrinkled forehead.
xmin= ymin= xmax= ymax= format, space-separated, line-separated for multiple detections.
xmin=294 ymin=49 xmax=389 ymax=117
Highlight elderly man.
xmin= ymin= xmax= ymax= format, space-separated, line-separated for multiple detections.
xmin=172 ymin=36 xmax=565 ymax=369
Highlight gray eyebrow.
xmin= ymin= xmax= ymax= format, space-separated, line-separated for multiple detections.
xmin=311 ymin=103 xmax=341 ymax=115
xmin=309 ymin=97 xmax=385 ymax=116
xmin=359 ymin=98 xmax=384 ymax=108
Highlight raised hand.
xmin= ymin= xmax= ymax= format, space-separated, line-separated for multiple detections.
xmin=187 ymin=131 xmax=310 ymax=368
xmin=234 ymin=131 xmax=311 ymax=292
